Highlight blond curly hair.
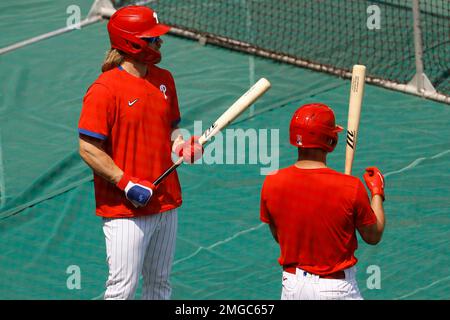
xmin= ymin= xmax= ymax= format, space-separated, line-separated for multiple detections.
xmin=101 ymin=48 xmax=125 ymax=72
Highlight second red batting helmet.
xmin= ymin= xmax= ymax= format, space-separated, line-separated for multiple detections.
xmin=289 ymin=103 xmax=343 ymax=152
xmin=107 ymin=6 xmax=170 ymax=64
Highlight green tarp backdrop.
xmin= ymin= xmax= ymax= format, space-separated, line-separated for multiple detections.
xmin=0 ymin=1 xmax=449 ymax=299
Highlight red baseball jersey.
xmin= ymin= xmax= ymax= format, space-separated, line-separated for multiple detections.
xmin=78 ymin=65 xmax=182 ymax=218
xmin=260 ymin=166 xmax=377 ymax=275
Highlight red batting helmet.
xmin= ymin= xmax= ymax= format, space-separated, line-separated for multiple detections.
xmin=107 ymin=6 xmax=170 ymax=64
xmin=289 ymin=103 xmax=343 ymax=152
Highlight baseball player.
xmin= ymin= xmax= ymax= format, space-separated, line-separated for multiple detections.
xmin=78 ymin=6 xmax=203 ymax=300
xmin=260 ymin=103 xmax=385 ymax=300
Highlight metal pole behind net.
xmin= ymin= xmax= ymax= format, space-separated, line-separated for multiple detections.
xmin=407 ymin=0 xmax=437 ymax=95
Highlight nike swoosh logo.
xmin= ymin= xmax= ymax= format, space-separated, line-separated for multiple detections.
xmin=128 ymin=99 xmax=138 ymax=106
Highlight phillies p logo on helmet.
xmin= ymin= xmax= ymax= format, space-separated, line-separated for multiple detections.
xmin=296 ymin=134 xmax=303 ymax=146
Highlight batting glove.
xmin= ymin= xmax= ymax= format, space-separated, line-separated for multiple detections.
xmin=174 ymin=136 xmax=204 ymax=164
xmin=363 ymin=166 xmax=385 ymax=201
xmin=116 ymin=173 xmax=155 ymax=208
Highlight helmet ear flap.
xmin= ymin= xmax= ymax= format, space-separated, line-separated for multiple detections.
xmin=328 ymin=135 xmax=338 ymax=151
xmin=111 ymin=33 xmax=160 ymax=64
xmin=130 ymin=40 xmax=142 ymax=50
xmin=315 ymin=131 xmax=338 ymax=152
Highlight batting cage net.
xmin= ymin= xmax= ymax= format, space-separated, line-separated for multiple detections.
xmin=116 ymin=0 xmax=450 ymax=101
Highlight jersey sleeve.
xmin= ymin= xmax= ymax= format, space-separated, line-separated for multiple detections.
xmin=78 ymin=83 xmax=115 ymax=140
xmin=354 ymin=179 xmax=377 ymax=228
xmin=260 ymin=179 xmax=271 ymax=224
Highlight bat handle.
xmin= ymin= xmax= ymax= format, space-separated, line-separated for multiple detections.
xmin=153 ymin=157 xmax=183 ymax=186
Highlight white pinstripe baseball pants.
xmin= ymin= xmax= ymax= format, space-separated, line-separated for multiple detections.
xmin=102 ymin=209 xmax=177 ymax=300
xmin=281 ymin=266 xmax=363 ymax=300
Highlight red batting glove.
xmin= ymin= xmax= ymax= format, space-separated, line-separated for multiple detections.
xmin=363 ymin=166 xmax=385 ymax=201
xmin=174 ymin=136 xmax=204 ymax=164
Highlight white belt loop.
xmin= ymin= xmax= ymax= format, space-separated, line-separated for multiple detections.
xmin=312 ymin=273 xmax=320 ymax=284
xmin=295 ymin=268 xmax=303 ymax=280
xmin=344 ymin=266 xmax=356 ymax=280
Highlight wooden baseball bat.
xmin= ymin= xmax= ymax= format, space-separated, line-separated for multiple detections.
xmin=153 ymin=78 xmax=272 ymax=186
xmin=345 ymin=65 xmax=366 ymax=175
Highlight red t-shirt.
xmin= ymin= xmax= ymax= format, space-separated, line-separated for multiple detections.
xmin=260 ymin=166 xmax=376 ymax=275
xmin=78 ymin=65 xmax=182 ymax=218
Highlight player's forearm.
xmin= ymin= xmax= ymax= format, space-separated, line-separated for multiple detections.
xmin=370 ymin=195 xmax=385 ymax=235
xmin=79 ymin=139 xmax=123 ymax=184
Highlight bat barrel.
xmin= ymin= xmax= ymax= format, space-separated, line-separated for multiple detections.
xmin=153 ymin=78 xmax=271 ymax=185
xmin=345 ymin=65 xmax=366 ymax=175
xmin=199 ymin=78 xmax=271 ymax=145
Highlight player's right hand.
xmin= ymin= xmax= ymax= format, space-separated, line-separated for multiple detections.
xmin=174 ymin=136 xmax=204 ymax=164
xmin=363 ymin=166 xmax=385 ymax=201
xmin=116 ymin=173 xmax=155 ymax=208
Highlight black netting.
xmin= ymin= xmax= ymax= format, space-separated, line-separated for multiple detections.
xmin=420 ymin=0 xmax=450 ymax=94
xmin=117 ymin=0 xmax=449 ymax=97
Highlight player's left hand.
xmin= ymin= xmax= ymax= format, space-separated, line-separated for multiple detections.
xmin=116 ymin=174 xmax=156 ymax=208
xmin=363 ymin=166 xmax=385 ymax=201
xmin=174 ymin=136 xmax=204 ymax=164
